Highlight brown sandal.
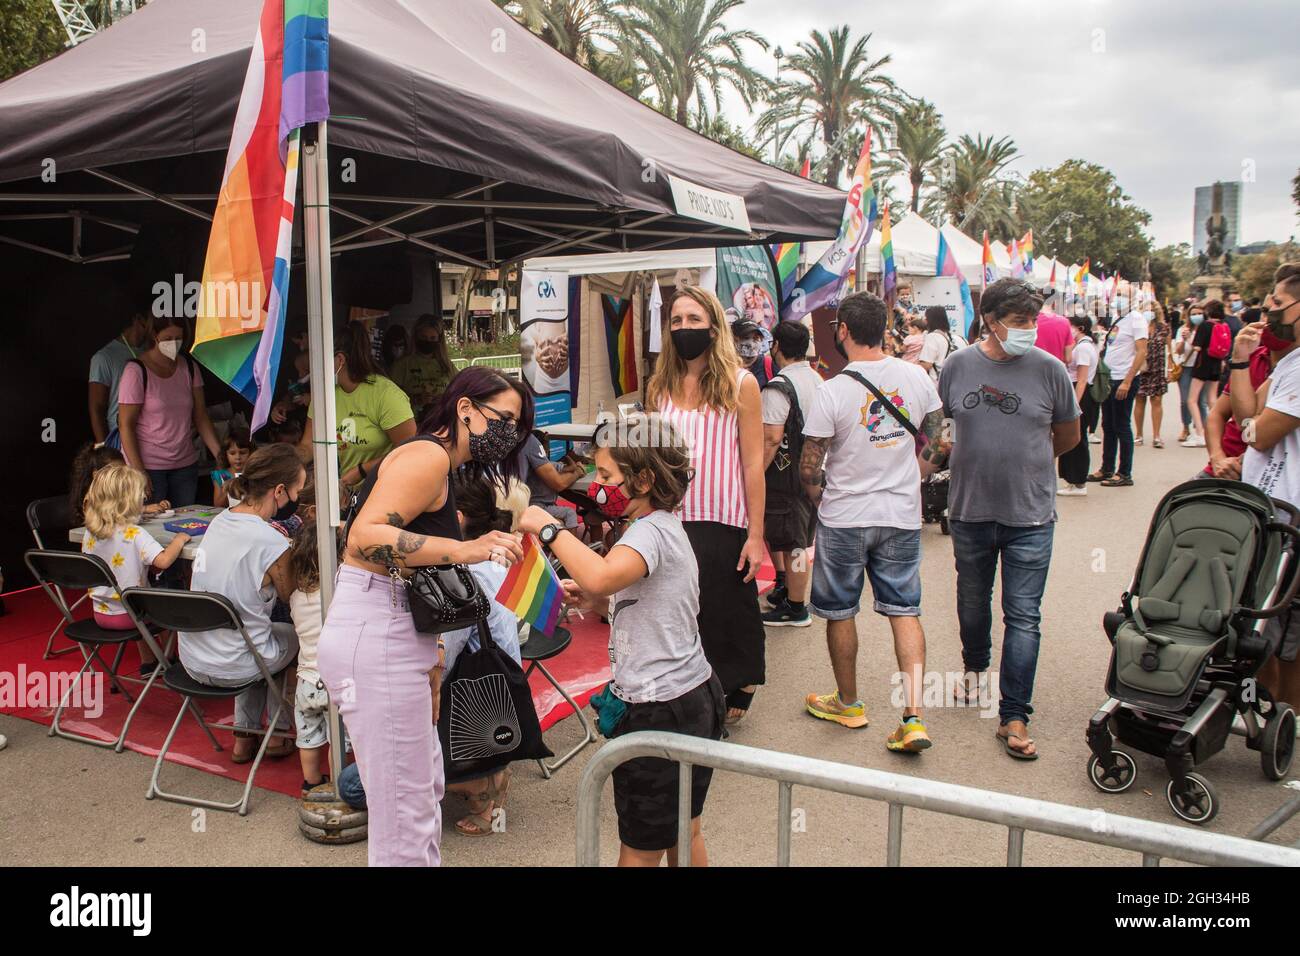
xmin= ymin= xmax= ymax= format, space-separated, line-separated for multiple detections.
xmin=996 ymin=723 xmax=1039 ymax=760
xmin=455 ymin=769 xmax=511 ymax=837
xmin=231 ymin=730 xmax=296 ymax=764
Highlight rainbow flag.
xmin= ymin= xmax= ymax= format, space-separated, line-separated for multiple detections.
xmin=936 ymin=232 xmax=975 ymax=335
xmin=495 ymin=534 xmax=564 ymax=636
xmin=1019 ymin=230 xmax=1034 ymax=271
xmin=1010 ymin=238 xmax=1025 ymax=279
xmin=1080 ymin=258 xmax=1091 ymax=295
xmin=981 ymin=230 xmax=997 ymax=290
xmin=880 ymin=202 xmax=896 ymax=304
xmin=601 ymin=293 xmax=637 ymax=396
xmin=193 ymin=0 xmax=329 ymax=430
xmin=783 ymin=129 xmax=876 ymax=322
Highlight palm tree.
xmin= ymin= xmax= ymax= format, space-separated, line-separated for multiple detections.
xmin=755 ymin=26 xmax=905 ymax=187
xmin=494 ymin=1 xmax=616 ymax=69
xmin=938 ymin=133 xmax=1019 ymax=237
xmin=612 ymin=0 xmax=770 ymax=126
xmin=890 ymin=99 xmax=947 ymax=214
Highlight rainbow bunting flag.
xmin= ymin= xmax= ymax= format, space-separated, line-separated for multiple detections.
xmin=496 ymin=534 xmax=565 ymax=636
xmin=1010 ymin=238 xmax=1026 ymax=279
xmin=936 ymin=232 xmax=975 ymax=335
xmin=601 ymin=293 xmax=638 ymax=396
xmin=880 ymin=202 xmax=896 ymax=304
xmin=783 ymin=129 xmax=876 ymax=321
xmin=1019 ymin=230 xmax=1034 ymax=271
xmin=981 ymin=230 xmax=997 ymax=291
xmin=192 ymin=0 xmax=329 ymax=430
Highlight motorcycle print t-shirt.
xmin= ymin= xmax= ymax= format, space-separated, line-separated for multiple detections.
xmin=803 ymin=356 xmax=942 ymax=529
xmin=938 ymin=344 xmax=1078 ymax=526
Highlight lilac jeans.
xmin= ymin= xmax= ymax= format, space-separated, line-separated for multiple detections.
xmin=318 ymin=565 xmax=444 ymax=866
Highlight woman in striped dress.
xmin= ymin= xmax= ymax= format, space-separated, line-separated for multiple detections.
xmin=647 ymin=286 xmax=767 ymax=722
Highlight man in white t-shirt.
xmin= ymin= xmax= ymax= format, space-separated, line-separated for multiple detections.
xmin=799 ymin=292 xmax=947 ymax=753
xmin=1092 ymin=297 xmax=1148 ymax=485
xmin=760 ymin=320 xmax=824 ymax=626
xmin=1233 ymin=261 xmax=1300 ymax=713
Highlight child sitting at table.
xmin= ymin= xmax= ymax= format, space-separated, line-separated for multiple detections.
xmin=81 ymin=464 xmax=190 ymax=670
xmin=519 ymin=415 xmax=724 ymax=867
xmin=212 ymin=428 xmax=255 ymax=508
xmin=69 ymin=443 xmax=170 ymax=525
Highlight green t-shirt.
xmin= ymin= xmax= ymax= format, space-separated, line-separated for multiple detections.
xmin=389 ymin=353 xmax=453 ymax=418
xmin=310 ymin=375 xmax=414 ymax=475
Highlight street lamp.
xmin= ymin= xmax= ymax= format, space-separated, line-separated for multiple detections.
xmin=773 ymin=47 xmax=784 ymax=165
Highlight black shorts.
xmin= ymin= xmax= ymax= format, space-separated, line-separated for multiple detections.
xmin=765 ymin=494 xmax=816 ymax=552
xmin=611 ymin=675 xmax=726 ymax=852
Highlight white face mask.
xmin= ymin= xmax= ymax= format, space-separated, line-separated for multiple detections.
xmin=159 ymin=340 xmax=182 ymax=361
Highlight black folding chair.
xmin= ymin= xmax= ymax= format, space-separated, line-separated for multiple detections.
xmin=519 ymin=624 xmax=595 ymax=779
xmin=22 ymin=549 xmax=212 ymax=752
xmin=26 ymin=497 xmax=84 ymax=659
xmin=123 ymin=588 xmax=294 ymax=816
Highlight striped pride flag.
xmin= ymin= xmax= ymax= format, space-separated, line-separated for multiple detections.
xmin=602 ymin=293 xmax=637 ymax=396
xmin=193 ymin=0 xmax=329 ymax=430
xmin=981 ymin=230 xmax=997 ymax=290
xmin=1019 ymin=230 xmax=1034 ymax=271
xmin=880 ymin=202 xmax=896 ymax=304
xmin=495 ymin=534 xmax=565 ymax=636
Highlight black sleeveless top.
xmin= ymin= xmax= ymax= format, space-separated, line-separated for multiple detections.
xmin=348 ymin=433 xmax=462 ymax=544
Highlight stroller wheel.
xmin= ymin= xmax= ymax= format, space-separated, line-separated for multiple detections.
xmin=1088 ymin=751 xmax=1137 ymax=793
xmin=1260 ymin=704 xmax=1296 ymax=781
xmin=1166 ymin=773 xmax=1218 ymax=825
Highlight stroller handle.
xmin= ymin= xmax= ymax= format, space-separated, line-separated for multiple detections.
xmin=1240 ymin=520 xmax=1300 ymax=619
xmin=1271 ymin=496 xmax=1300 ymax=527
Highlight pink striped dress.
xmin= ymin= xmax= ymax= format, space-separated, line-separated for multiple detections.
xmin=658 ymin=368 xmax=751 ymax=529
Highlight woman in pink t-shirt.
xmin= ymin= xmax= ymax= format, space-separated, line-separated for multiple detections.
xmin=118 ymin=315 xmax=222 ymax=506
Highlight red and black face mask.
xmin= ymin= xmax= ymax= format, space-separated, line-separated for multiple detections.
xmin=589 ymin=480 xmax=630 ymax=518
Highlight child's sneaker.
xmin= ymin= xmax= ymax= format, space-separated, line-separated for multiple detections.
xmin=886 ymin=716 xmax=932 ymax=753
xmin=805 ymin=692 xmax=868 ymax=728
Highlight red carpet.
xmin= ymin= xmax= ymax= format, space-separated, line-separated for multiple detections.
xmin=0 ymin=585 xmax=611 ymax=798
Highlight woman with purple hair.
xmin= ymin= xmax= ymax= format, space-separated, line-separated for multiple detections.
xmin=317 ymin=366 xmax=532 ymax=866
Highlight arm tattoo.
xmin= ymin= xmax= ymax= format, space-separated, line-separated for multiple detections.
xmin=355 ymin=544 xmax=401 ymax=567
xmin=919 ymin=410 xmax=947 ymax=462
xmin=800 ymin=436 xmax=829 ymax=487
xmin=396 ymin=530 xmax=426 ymax=555
xmin=385 ymin=512 xmax=405 ymax=527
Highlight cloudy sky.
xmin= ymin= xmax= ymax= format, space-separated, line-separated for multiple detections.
xmin=724 ymin=0 xmax=1299 ymax=249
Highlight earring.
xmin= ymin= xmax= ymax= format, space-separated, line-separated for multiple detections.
xmin=463 ymin=416 xmax=470 ymax=424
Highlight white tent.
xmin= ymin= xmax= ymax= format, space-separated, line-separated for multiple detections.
xmin=525 ymin=247 xmax=717 ymax=277
xmin=939 ymin=222 xmax=994 ymax=280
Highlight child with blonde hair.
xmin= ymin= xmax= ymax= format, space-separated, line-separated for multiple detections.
xmin=81 ymin=465 xmax=190 ymax=668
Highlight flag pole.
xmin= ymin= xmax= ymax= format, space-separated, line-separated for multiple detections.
xmin=302 ymin=120 xmax=343 ymax=784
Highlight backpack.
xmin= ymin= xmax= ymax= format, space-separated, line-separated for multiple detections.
xmin=1089 ymin=354 xmax=1113 ymax=404
xmin=1207 ymin=320 xmax=1232 ymax=360
xmin=762 ymin=374 xmax=805 ymax=503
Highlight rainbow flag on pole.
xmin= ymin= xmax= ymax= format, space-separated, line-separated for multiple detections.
xmin=782 ymin=129 xmax=876 ymax=322
xmin=936 ymin=232 xmax=975 ymax=335
xmin=1010 ymin=238 xmax=1025 ymax=279
xmin=1019 ymin=230 xmax=1034 ymax=271
xmin=601 ymin=293 xmax=638 ymax=396
xmin=193 ymin=0 xmax=329 ymax=430
xmin=981 ymin=230 xmax=997 ymax=291
xmin=495 ymin=534 xmax=565 ymax=636
xmin=880 ymin=202 xmax=896 ymax=304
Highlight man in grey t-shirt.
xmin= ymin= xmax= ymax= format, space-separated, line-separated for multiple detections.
xmin=936 ymin=279 xmax=1079 ymax=760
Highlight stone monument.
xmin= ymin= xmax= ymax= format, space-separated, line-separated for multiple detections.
xmin=1192 ymin=182 xmax=1236 ymax=301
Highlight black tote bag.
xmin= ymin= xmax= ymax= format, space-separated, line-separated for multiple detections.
xmin=438 ymin=620 xmax=553 ymax=784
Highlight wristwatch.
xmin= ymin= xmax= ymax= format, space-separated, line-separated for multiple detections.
xmin=539 ymin=522 xmax=563 ymax=546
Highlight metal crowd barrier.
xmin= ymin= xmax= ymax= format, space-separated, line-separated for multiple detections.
xmin=574 ymin=731 xmax=1300 ymax=867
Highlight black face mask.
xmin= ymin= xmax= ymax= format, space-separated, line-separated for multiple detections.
xmin=1266 ymin=305 xmax=1299 ymax=343
xmin=468 ymin=417 xmax=518 ymax=464
xmin=832 ymin=328 xmax=849 ymax=360
xmin=671 ymin=327 xmax=712 ymax=361
xmin=416 ymin=339 xmax=437 ymax=355
xmin=273 ymin=490 xmax=299 ymax=522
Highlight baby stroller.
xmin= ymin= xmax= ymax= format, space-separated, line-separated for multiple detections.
xmin=1086 ymin=479 xmax=1300 ymax=824
xmin=921 ymin=471 xmax=951 ymax=535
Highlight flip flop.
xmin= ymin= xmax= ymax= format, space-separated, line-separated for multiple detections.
xmin=996 ymin=726 xmax=1039 ymax=761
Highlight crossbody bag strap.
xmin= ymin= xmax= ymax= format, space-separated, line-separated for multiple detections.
xmin=837 ymin=368 xmax=921 ymax=439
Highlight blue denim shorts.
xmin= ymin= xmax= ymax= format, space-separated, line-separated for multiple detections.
xmin=810 ymin=524 xmax=922 ymax=620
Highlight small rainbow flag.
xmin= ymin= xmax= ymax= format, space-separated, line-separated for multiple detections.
xmin=981 ymin=230 xmax=997 ymax=291
xmin=1019 ymin=230 xmax=1034 ymax=271
xmin=602 ymin=293 xmax=638 ymax=396
xmin=495 ymin=534 xmax=564 ymax=636
xmin=880 ymin=202 xmax=896 ymax=304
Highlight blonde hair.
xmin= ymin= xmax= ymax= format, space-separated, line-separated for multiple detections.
xmin=82 ymin=464 xmax=147 ymax=539
xmin=645 ymin=285 xmax=743 ymax=413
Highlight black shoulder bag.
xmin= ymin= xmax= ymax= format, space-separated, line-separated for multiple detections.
xmin=762 ymin=374 xmax=805 ymax=503
xmin=438 ymin=619 xmax=554 ymax=784
xmin=838 ymin=368 xmax=928 ymax=455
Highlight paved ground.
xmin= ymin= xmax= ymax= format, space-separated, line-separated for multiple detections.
xmin=3 ymin=389 xmax=1298 ymax=866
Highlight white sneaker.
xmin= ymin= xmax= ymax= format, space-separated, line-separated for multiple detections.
xmin=1057 ymin=484 xmax=1088 ymax=496
xmin=1181 ymin=435 xmax=1206 ymax=447
xmin=1087 ymin=434 xmax=1101 ymax=444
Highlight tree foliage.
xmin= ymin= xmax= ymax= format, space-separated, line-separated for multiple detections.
xmin=0 ymin=0 xmax=67 ymax=83
xmin=1019 ymin=160 xmax=1152 ymax=276
xmin=1232 ymin=243 xmax=1300 ymax=302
